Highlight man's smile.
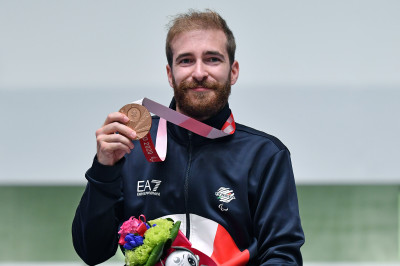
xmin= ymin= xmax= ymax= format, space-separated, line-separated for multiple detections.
xmin=190 ymin=87 xmax=213 ymax=92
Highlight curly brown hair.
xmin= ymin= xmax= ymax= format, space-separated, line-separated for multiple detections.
xmin=166 ymin=9 xmax=236 ymax=68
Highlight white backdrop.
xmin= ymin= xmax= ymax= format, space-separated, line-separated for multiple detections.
xmin=1 ymin=0 xmax=399 ymax=184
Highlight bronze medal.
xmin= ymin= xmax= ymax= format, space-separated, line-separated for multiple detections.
xmin=119 ymin=103 xmax=152 ymax=140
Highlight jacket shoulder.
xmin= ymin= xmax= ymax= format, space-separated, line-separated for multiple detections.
xmin=235 ymin=123 xmax=289 ymax=152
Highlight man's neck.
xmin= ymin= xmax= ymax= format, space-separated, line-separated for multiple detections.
xmin=175 ymin=105 xmax=211 ymax=121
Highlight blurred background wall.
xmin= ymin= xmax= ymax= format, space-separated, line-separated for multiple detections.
xmin=0 ymin=0 xmax=399 ymax=264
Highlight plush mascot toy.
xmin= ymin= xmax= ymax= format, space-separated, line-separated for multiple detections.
xmin=157 ymin=230 xmax=216 ymax=266
xmin=164 ymin=247 xmax=199 ymax=266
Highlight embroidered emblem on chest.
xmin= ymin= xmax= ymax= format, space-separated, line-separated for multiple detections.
xmin=215 ymin=187 xmax=235 ymax=211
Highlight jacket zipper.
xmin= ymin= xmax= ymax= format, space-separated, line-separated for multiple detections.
xmin=184 ymin=131 xmax=193 ymax=240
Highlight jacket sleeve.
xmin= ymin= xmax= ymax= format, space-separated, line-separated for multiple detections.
xmin=72 ymin=157 xmax=125 ymax=265
xmin=255 ymin=149 xmax=305 ymax=265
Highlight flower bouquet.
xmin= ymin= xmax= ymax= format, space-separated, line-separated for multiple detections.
xmin=118 ymin=215 xmax=181 ymax=266
xmin=119 ymin=215 xmax=217 ymax=266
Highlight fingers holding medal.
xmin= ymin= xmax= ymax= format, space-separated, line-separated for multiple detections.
xmin=119 ymin=104 xmax=152 ymax=140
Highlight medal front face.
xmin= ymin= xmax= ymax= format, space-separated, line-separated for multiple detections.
xmin=119 ymin=103 xmax=152 ymax=140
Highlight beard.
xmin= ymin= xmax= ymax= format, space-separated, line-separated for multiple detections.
xmin=172 ymin=74 xmax=231 ymax=121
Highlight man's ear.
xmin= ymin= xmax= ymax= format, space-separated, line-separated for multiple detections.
xmin=166 ymin=64 xmax=174 ymax=88
xmin=230 ymin=60 xmax=239 ymax=85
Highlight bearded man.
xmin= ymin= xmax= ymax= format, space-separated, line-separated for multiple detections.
xmin=73 ymin=9 xmax=304 ymax=265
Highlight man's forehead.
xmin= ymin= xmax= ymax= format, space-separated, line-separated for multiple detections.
xmin=170 ymin=29 xmax=228 ymax=57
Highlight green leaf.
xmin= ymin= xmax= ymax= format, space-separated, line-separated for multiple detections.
xmin=169 ymin=221 xmax=181 ymax=241
xmin=145 ymin=242 xmax=165 ymax=266
xmin=164 ymin=221 xmax=181 ymax=250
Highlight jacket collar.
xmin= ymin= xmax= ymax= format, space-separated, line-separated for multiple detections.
xmin=167 ymin=97 xmax=232 ymax=145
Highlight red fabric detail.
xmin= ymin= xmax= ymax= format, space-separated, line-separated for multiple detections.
xmin=211 ymin=225 xmax=250 ymax=266
xmin=231 ymin=114 xmax=236 ymax=131
xmin=139 ymin=133 xmax=162 ymax=162
xmin=171 ymin=230 xmax=192 ymax=248
xmin=136 ymin=222 xmax=147 ymax=236
xmin=221 ymin=113 xmax=236 ymax=134
xmin=221 ymin=121 xmax=230 ymax=131
xmin=118 ymin=234 xmax=125 ymax=246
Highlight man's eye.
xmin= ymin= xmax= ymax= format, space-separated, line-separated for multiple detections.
xmin=179 ymin=58 xmax=192 ymax=64
xmin=207 ymin=57 xmax=221 ymax=63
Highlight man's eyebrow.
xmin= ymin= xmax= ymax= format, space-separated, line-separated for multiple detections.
xmin=204 ymin=51 xmax=225 ymax=58
xmin=204 ymin=51 xmax=226 ymax=61
xmin=175 ymin=53 xmax=193 ymax=63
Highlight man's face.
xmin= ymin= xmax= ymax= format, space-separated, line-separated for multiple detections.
xmin=167 ymin=29 xmax=239 ymax=121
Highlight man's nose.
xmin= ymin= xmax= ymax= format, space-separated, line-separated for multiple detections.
xmin=191 ymin=62 xmax=208 ymax=82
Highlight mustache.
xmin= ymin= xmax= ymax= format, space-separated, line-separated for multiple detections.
xmin=178 ymin=80 xmax=218 ymax=90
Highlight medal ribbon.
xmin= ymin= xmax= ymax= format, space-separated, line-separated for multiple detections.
xmin=135 ymin=98 xmax=236 ymax=162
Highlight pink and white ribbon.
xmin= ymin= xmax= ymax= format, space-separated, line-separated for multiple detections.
xmin=134 ymin=98 xmax=236 ymax=162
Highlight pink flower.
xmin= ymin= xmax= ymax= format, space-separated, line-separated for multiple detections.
xmin=118 ymin=215 xmax=148 ymax=245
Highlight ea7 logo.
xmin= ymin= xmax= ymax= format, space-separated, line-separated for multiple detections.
xmin=137 ymin=180 xmax=162 ymax=196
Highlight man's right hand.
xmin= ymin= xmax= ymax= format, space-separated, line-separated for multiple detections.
xmin=95 ymin=112 xmax=137 ymax=166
